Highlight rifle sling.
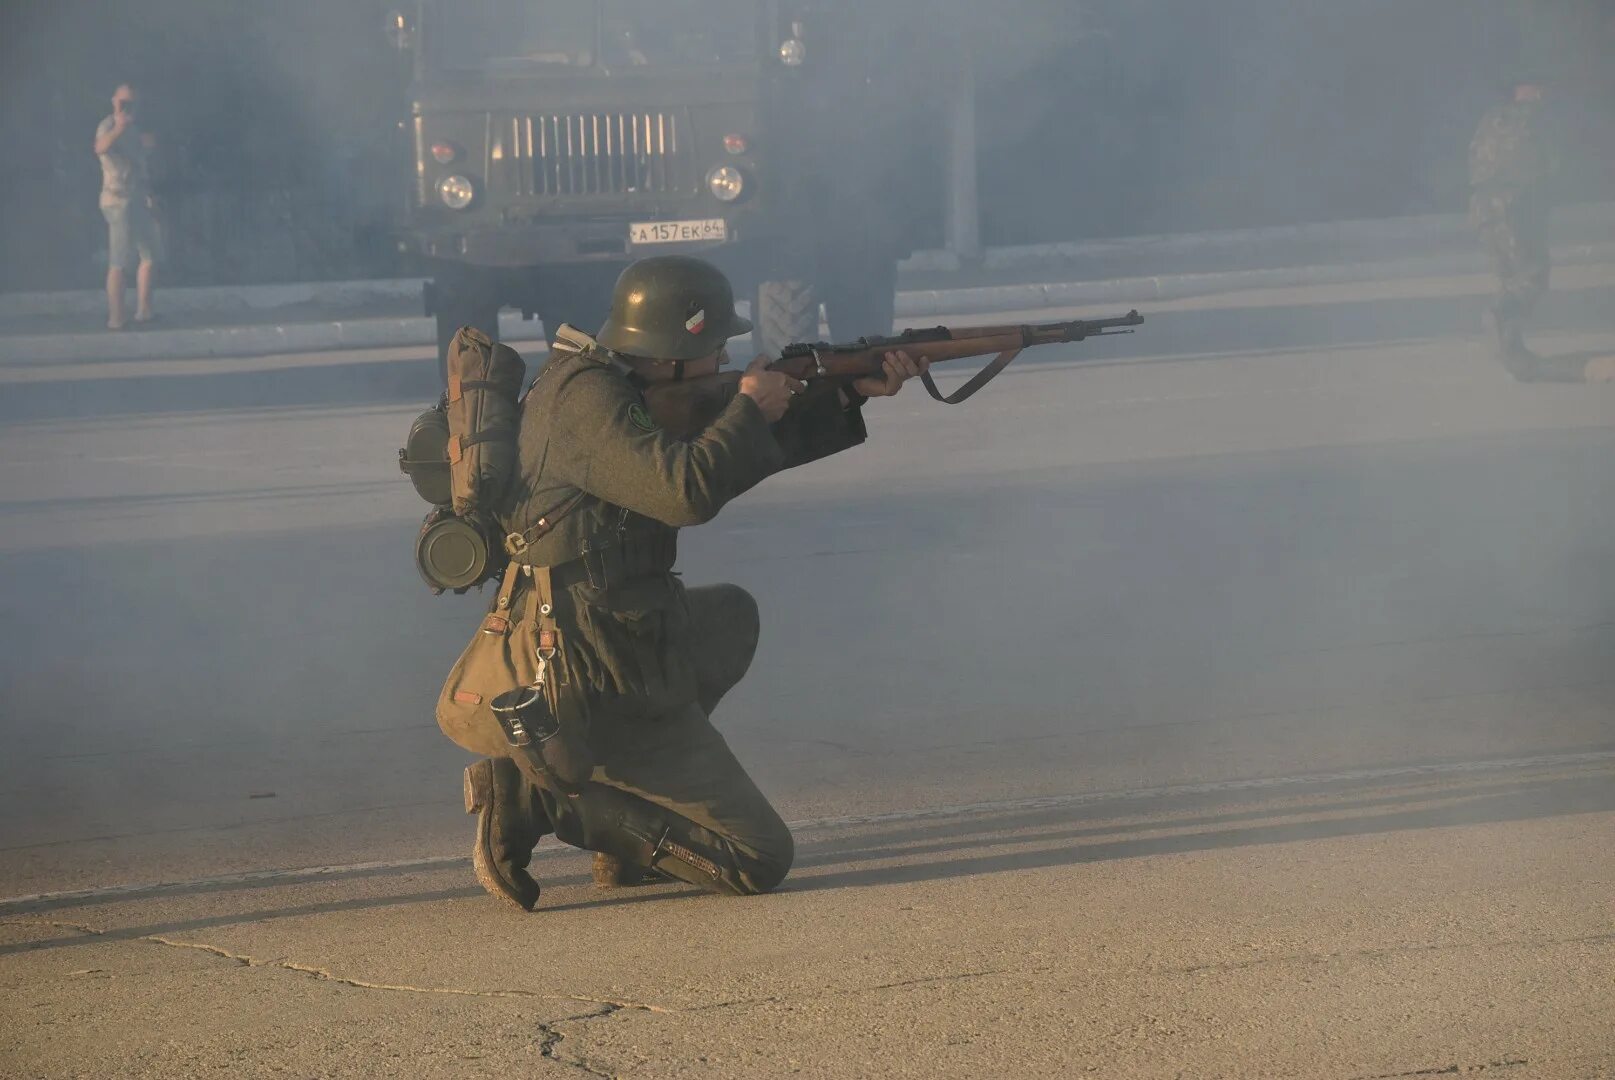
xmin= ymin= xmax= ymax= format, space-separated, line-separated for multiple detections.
xmin=919 ymin=348 xmax=1023 ymax=405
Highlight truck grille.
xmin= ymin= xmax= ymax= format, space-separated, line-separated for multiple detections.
xmin=490 ymin=111 xmax=693 ymax=198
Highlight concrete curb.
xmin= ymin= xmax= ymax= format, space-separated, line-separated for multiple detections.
xmin=0 ymin=279 xmax=423 ymax=322
xmin=9 ymin=200 xmax=1613 ymax=323
xmin=896 ymin=243 xmax=1615 ymax=317
xmin=0 ymin=314 xmax=513 ymax=366
xmin=5 ymin=241 xmax=1614 ymax=367
xmin=903 ymin=200 xmax=1615 ymax=274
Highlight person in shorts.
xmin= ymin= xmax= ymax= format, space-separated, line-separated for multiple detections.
xmin=94 ymin=83 xmax=161 ymax=330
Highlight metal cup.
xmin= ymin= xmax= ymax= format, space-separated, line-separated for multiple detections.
xmin=490 ymin=686 xmax=595 ymax=787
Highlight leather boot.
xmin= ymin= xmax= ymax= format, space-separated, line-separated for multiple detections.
xmin=464 ymin=757 xmax=548 ymax=911
xmin=1482 ymin=305 xmax=1503 ymax=354
xmin=1486 ymin=305 xmax=1541 ymax=379
xmin=552 ymin=784 xmax=779 ymax=896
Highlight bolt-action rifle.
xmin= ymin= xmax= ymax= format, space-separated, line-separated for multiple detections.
xmin=642 ymin=310 xmax=1144 ymax=437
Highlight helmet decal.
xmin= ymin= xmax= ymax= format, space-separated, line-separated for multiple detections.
xmin=596 ymin=257 xmax=747 ymax=360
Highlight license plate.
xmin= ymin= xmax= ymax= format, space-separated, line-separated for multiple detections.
xmin=629 ymin=218 xmax=727 ymax=245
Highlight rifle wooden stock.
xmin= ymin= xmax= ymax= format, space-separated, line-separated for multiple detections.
xmin=643 ymin=309 xmax=1143 ymax=436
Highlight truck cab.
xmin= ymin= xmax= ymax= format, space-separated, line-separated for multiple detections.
xmin=390 ymin=0 xmax=932 ymax=368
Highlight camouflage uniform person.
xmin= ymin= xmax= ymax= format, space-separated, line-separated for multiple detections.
xmin=1469 ymin=79 xmax=1560 ymax=377
xmin=463 ymin=255 xmax=928 ymax=908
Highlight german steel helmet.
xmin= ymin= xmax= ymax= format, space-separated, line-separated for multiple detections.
xmin=595 ymin=255 xmax=752 ymax=361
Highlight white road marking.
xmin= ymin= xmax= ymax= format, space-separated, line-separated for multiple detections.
xmin=0 ymin=856 xmax=470 ymax=913
xmin=1 ymin=750 xmax=1610 ymax=914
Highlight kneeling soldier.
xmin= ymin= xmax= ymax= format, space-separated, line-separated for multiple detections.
xmin=462 ymin=255 xmax=926 ymax=908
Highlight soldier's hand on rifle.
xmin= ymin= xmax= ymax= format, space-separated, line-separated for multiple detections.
xmin=739 ymin=355 xmax=805 ymax=422
xmin=851 ymin=350 xmax=930 ymax=399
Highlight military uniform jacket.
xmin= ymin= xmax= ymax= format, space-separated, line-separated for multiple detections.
xmin=499 ymin=328 xmax=866 ymax=721
xmin=1469 ymin=101 xmax=1560 ymax=194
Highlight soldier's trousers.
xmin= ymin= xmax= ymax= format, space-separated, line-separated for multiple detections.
xmin=1471 ymin=190 xmax=1550 ymax=320
xmin=537 ymin=583 xmax=795 ymax=895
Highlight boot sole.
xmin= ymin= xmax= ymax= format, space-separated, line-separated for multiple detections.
xmin=464 ymin=763 xmax=538 ymax=913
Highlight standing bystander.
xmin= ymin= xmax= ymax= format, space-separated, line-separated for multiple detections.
xmin=94 ymin=83 xmax=161 ymax=330
xmin=1468 ymin=78 xmax=1558 ymax=374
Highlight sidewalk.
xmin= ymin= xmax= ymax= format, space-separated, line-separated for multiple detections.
xmin=4 ymin=202 xmax=1613 ymax=366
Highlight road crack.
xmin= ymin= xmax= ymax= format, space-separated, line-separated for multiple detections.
xmin=147 ymin=932 xmax=661 ymax=1078
xmin=4 ymin=915 xmax=673 ymax=1015
xmin=539 ymin=1008 xmax=623 ymax=1078
xmin=2 ymin=917 xmax=106 ymax=938
xmin=1174 ymin=932 xmax=1615 ymax=975
xmin=7 ymin=915 xmax=1020 ymax=1076
xmin=867 ymin=967 xmax=1009 ymax=991
xmin=1349 ymin=1057 xmax=1529 ymax=1078
xmin=143 ymin=934 xmax=258 ymax=966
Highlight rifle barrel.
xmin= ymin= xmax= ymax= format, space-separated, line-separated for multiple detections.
xmin=765 ymin=308 xmax=1141 ymax=383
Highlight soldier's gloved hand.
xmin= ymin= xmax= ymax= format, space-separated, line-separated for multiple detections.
xmin=851 ymin=350 xmax=930 ymax=399
xmin=739 ymin=355 xmax=805 ymax=422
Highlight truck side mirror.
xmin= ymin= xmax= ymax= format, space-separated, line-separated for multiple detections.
xmin=779 ymin=20 xmax=806 ymax=66
xmin=384 ymin=9 xmax=415 ymax=52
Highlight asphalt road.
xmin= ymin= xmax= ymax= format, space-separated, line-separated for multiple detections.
xmin=2 ymin=267 xmax=1614 ymax=1078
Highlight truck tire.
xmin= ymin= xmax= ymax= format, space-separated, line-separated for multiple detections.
xmin=752 ymin=279 xmax=820 ymax=360
xmin=822 ymin=258 xmax=898 ymax=344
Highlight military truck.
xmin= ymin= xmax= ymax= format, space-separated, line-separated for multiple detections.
xmin=386 ymin=0 xmax=937 ymax=369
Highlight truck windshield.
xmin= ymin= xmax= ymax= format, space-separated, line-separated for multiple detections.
xmin=427 ymin=0 xmax=759 ymax=73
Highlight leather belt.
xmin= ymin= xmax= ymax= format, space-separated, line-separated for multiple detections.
xmin=534 ymin=547 xmax=666 ymax=592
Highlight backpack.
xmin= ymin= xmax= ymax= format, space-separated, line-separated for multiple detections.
xmin=399 ymin=326 xmax=526 ymax=593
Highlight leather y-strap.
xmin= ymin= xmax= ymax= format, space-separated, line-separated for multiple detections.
xmin=480 ymin=563 xmax=524 ymax=637
xmin=529 ymin=565 xmax=560 ymax=661
xmin=919 ymin=348 xmax=1023 ymax=405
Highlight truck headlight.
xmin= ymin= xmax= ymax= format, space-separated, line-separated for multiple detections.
xmin=778 ymin=38 xmax=805 ymax=66
xmin=707 ymin=165 xmax=744 ymax=202
xmin=437 ymin=175 xmax=475 ymax=210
